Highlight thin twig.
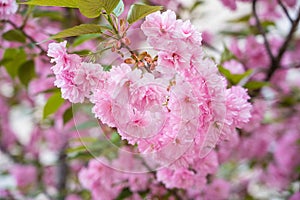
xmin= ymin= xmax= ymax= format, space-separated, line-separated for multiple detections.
xmin=266 ymin=5 xmax=300 ymax=80
xmin=252 ymin=0 xmax=275 ymax=63
xmin=277 ymin=0 xmax=293 ymax=24
xmin=1 ymin=20 xmax=47 ymax=55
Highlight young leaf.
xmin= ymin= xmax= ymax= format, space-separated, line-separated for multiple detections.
xmin=244 ymin=81 xmax=269 ymax=90
xmin=113 ymin=0 xmax=124 ymax=17
xmin=20 ymin=0 xmax=78 ymax=8
xmin=18 ymin=60 xmax=36 ymax=87
xmin=220 ymin=46 xmax=236 ymax=63
xmin=2 ymin=29 xmax=26 ymax=43
xmin=127 ymin=4 xmax=163 ymax=24
xmin=33 ymin=10 xmax=64 ymax=21
xmin=77 ymin=0 xmax=120 ymax=18
xmin=219 ymin=66 xmax=253 ymax=85
xmin=51 ymin=24 xmax=104 ymax=39
xmin=43 ymin=91 xmax=65 ymax=119
xmin=2 ymin=48 xmax=27 ymax=78
xmin=63 ymin=106 xmax=74 ymax=124
xmin=227 ymin=14 xmax=251 ymax=23
xmin=72 ymin=34 xmax=100 ymax=47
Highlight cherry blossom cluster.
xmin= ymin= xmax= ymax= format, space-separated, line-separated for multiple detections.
xmin=48 ymin=10 xmax=252 ymax=190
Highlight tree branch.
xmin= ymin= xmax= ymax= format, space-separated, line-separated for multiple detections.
xmin=1 ymin=20 xmax=47 ymax=55
xmin=277 ymin=0 xmax=293 ymax=24
xmin=57 ymin=143 xmax=68 ymax=200
xmin=266 ymin=5 xmax=300 ymax=80
xmin=252 ymin=0 xmax=275 ymax=64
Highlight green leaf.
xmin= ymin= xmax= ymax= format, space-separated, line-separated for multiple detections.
xmin=2 ymin=48 xmax=27 ymax=78
xmin=77 ymin=0 xmax=120 ymax=18
xmin=33 ymin=10 xmax=64 ymax=21
xmin=63 ymin=107 xmax=73 ymax=124
xmin=51 ymin=24 xmax=104 ymax=39
xmin=102 ymin=65 xmax=112 ymax=71
xmin=116 ymin=188 xmax=133 ymax=200
xmin=71 ymin=50 xmax=91 ymax=56
xmin=219 ymin=66 xmax=253 ymax=85
xmin=20 ymin=0 xmax=78 ymax=8
xmin=244 ymin=81 xmax=269 ymax=90
xmin=110 ymin=131 xmax=121 ymax=146
xmin=72 ymin=33 xmax=100 ymax=47
xmin=227 ymin=14 xmax=251 ymax=23
xmin=220 ymin=46 xmax=237 ymax=63
xmin=190 ymin=1 xmax=204 ymax=12
xmin=113 ymin=0 xmax=124 ymax=17
xmin=43 ymin=91 xmax=65 ymax=119
xmin=127 ymin=4 xmax=163 ymax=24
xmin=18 ymin=60 xmax=36 ymax=87
xmin=2 ymin=29 xmax=26 ymax=43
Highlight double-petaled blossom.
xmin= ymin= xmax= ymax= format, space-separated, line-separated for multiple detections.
xmin=48 ymin=10 xmax=252 ymax=192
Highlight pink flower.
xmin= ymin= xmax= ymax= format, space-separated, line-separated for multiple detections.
xmin=10 ymin=164 xmax=37 ymax=189
xmin=91 ymin=89 xmax=116 ymax=127
xmin=223 ymin=60 xmax=245 ymax=74
xmin=225 ymin=86 xmax=252 ymax=127
xmin=274 ymin=131 xmax=300 ymax=175
xmin=66 ymin=194 xmax=82 ymax=200
xmin=141 ymin=10 xmax=177 ymax=38
xmin=289 ymin=192 xmax=300 ymax=200
xmin=157 ymin=167 xmax=206 ymax=189
xmin=79 ymin=159 xmax=124 ymax=200
xmin=220 ymin=0 xmax=237 ymax=10
xmin=203 ymin=179 xmax=231 ymax=200
xmin=0 ymin=0 xmax=18 ymax=19
xmin=73 ymin=62 xmax=105 ymax=97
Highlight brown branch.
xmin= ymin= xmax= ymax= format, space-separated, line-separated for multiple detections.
xmin=1 ymin=20 xmax=47 ymax=55
xmin=277 ymin=0 xmax=293 ymax=24
xmin=252 ymin=0 xmax=275 ymax=64
xmin=266 ymin=5 xmax=300 ymax=80
xmin=56 ymin=143 xmax=68 ymax=200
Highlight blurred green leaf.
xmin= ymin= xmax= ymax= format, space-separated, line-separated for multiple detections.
xmin=43 ymin=91 xmax=65 ymax=119
xmin=110 ymin=131 xmax=121 ymax=146
xmin=102 ymin=65 xmax=112 ymax=71
xmin=71 ymin=50 xmax=91 ymax=56
xmin=190 ymin=1 xmax=204 ymax=12
xmin=18 ymin=60 xmax=36 ymax=87
xmin=2 ymin=29 xmax=26 ymax=43
xmin=2 ymin=48 xmax=27 ymax=78
xmin=63 ymin=106 xmax=73 ymax=124
xmin=116 ymin=188 xmax=133 ymax=200
xmin=21 ymin=0 xmax=78 ymax=8
xmin=77 ymin=0 xmax=120 ymax=18
xmin=244 ymin=81 xmax=269 ymax=90
xmin=227 ymin=14 xmax=251 ymax=23
xmin=220 ymin=46 xmax=237 ymax=63
xmin=33 ymin=10 xmax=64 ymax=21
xmin=127 ymin=4 xmax=163 ymax=24
xmin=219 ymin=66 xmax=253 ymax=85
xmin=51 ymin=24 xmax=105 ymax=39
xmin=72 ymin=34 xmax=100 ymax=47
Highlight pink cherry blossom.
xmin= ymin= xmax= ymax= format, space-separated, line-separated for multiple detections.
xmin=10 ymin=164 xmax=37 ymax=189
xmin=0 ymin=0 xmax=18 ymax=19
xmin=225 ymin=86 xmax=252 ymax=127
xmin=223 ymin=59 xmax=245 ymax=74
